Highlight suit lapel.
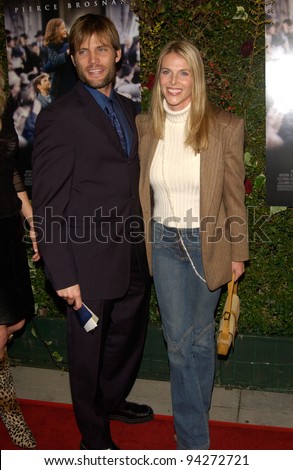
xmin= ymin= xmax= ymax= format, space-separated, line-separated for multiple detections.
xmin=200 ymin=125 xmax=221 ymax=218
xmin=138 ymin=118 xmax=159 ymax=179
xmin=75 ymin=84 xmax=112 ymax=131
xmin=145 ymin=134 xmax=159 ymax=174
xmin=74 ymin=83 xmax=130 ymax=156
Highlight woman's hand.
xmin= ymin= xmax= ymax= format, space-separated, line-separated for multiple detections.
xmin=30 ymin=227 xmax=41 ymax=262
xmin=231 ymin=261 xmax=245 ymax=282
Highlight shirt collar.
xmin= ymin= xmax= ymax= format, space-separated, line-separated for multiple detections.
xmin=83 ymin=84 xmax=116 ymax=111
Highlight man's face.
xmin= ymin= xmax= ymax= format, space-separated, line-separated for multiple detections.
xmin=71 ymin=34 xmax=121 ymax=96
xmin=39 ymin=76 xmax=51 ymax=93
xmin=20 ymin=35 xmax=28 ymax=45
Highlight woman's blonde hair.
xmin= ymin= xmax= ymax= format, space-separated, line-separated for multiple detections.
xmin=0 ymin=65 xmax=7 ymax=116
xmin=150 ymin=40 xmax=212 ymax=152
xmin=44 ymin=18 xmax=66 ymax=46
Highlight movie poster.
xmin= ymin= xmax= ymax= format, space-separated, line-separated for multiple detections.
xmin=266 ymin=0 xmax=293 ymax=206
xmin=3 ymin=0 xmax=140 ymax=196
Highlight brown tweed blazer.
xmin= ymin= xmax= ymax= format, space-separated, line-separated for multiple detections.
xmin=136 ymin=105 xmax=249 ymax=291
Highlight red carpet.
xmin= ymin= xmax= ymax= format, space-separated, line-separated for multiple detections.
xmin=0 ymin=399 xmax=292 ymax=450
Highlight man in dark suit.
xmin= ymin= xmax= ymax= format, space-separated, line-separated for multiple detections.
xmin=32 ymin=14 xmax=152 ymax=450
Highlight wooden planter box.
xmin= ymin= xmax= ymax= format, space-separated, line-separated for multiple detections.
xmin=8 ymin=318 xmax=293 ymax=393
xmin=8 ymin=317 xmax=67 ymax=369
xmin=215 ymin=334 xmax=293 ymax=392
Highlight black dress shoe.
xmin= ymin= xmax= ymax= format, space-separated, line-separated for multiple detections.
xmin=109 ymin=401 xmax=154 ymax=424
xmin=80 ymin=441 xmax=120 ymax=450
xmin=109 ymin=442 xmax=120 ymax=450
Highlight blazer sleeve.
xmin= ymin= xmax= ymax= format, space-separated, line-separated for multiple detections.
xmin=222 ymin=114 xmax=249 ymax=261
xmin=32 ymin=106 xmax=78 ymax=290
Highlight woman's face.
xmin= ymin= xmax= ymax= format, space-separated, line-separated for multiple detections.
xmin=159 ymin=52 xmax=193 ymax=111
xmin=59 ymin=22 xmax=68 ymax=40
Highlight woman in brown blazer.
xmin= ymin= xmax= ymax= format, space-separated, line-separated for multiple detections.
xmin=136 ymin=40 xmax=249 ymax=450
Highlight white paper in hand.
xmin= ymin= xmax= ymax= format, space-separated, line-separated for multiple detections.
xmin=75 ymin=303 xmax=99 ymax=332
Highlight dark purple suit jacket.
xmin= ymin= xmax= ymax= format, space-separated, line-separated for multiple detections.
xmin=32 ymin=81 xmax=147 ymax=300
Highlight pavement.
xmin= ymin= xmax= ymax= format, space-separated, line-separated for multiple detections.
xmin=11 ymin=366 xmax=293 ymax=428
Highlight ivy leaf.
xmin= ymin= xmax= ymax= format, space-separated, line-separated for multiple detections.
xmin=31 ymin=327 xmax=38 ymax=339
xmin=28 ymin=258 xmax=35 ymax=269
xmin=270 ymin=206 xmax=287 ymax=215
xmin=233 ymin=6 xmax=248 ymax=21
xmin=244 ymin=151 xmax=253 ymax=166
xmin=52 ymin=351 xmax=63 ymax=363
xmin=254 ymin=173 xmax=266 ymax=189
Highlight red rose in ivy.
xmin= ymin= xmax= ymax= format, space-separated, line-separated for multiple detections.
xmin=144 ymin=73 xmax=155 ymax=90
xmin=244 ymin=178 xmax=253 ymax=194
xmin=240 ymin=40 xmax=254 ymax=57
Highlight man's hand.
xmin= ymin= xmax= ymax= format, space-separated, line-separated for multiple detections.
xmin=57 ymin=284 xmax=82 ymax=310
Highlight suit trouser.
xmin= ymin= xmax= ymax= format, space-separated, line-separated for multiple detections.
xmin=66 ymin=246 xmax=150 ymax=449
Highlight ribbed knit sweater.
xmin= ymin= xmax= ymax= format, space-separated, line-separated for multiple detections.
xmin=150 ymin=101 xmax=200 ymax=228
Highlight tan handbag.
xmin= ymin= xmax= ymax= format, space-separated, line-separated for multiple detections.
xmin=217 ymin=274 xmax=240 ymax=356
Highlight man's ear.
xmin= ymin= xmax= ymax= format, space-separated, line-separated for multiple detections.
xmin=115 ymin=49 xmax=122 ymax=63
xmin=71 ymin=55 xmax=76 ymax=67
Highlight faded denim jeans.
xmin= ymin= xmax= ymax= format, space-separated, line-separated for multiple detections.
xmin=152 ymin=222 xmax=221 ymax=450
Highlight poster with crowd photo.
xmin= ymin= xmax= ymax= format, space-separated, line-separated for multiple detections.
xmin=3 ymin=0 xmax=141 ymax=196
xmin=266 ymin=0 xmax=293 ymax=207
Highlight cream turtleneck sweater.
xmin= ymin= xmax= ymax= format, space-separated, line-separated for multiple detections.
xmin=150 ymin=101 xmax=200 ymax=228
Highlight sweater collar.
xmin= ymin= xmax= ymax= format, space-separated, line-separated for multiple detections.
xmin=163 ymin=99 xmax=191 ymax=123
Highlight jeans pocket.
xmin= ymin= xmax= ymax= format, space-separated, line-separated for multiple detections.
xmin=153 ymin=223 xmax=179 ymax=246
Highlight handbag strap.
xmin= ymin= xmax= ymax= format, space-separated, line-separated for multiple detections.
xmin=226 ymin=273 xmax=238 ymax=313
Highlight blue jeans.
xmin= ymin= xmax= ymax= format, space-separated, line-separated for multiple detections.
xmin=152 ymin=222 xmax=221 ymax=450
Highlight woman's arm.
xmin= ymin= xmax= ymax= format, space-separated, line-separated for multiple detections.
xmin=45 ymin=43 xmax=69 ymax=70
xmin=17 ymin=190 xmax=40 ymax=262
